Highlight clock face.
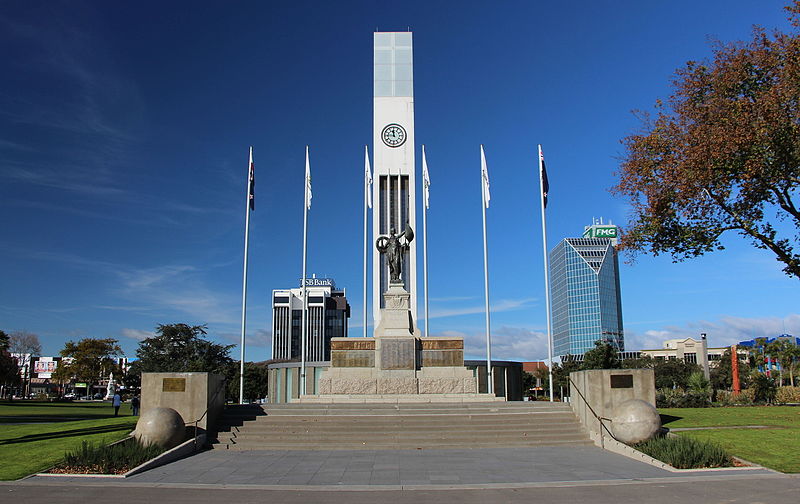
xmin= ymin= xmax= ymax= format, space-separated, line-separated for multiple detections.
xmin=381 ymin=123 xmax=407 ymax=148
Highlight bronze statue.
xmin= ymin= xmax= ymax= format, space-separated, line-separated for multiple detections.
xmin=376 ymin=225 xmax=414 ymax=283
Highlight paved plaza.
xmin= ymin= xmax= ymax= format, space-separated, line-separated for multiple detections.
xmin=18 ymin=445 xmax=776 ymax=488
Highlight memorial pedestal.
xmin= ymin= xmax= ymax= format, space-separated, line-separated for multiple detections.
xmin=306 ymin=284 xmax=499 ymax=402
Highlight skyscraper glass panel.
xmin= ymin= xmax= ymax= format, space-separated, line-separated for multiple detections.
xmin=549 ymin=237 xmax=624 ymax=357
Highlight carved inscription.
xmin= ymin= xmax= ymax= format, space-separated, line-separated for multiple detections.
xmin=380 ymin=338 xmax=416 ymax=370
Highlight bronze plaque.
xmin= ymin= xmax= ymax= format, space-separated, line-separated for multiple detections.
xmin=420 ymin=339 xmax=463 ymax=350
xmin=420 ymin=350 xmax=463 ymax=367
xmin=332 ymin=350 xmax=375 ymax=368
xmin=610 ymin=375 xmax=633 ymax=389
xmin=162 ymin=378 xmax=186 ymax=392
xmin=332 ymin=339 xmax=375 ymax=351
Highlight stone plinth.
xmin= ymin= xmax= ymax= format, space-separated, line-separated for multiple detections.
xmin=313 ymin=285 xmax=491 ymax=401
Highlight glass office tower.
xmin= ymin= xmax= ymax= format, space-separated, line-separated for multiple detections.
xmin=549 ymin=237 xmax=624 ymax=357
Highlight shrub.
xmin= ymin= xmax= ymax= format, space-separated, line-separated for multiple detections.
xmin=54 ymin=439 xmax=165 ymax=475
xmin=633 ymin=435 xmax=733 ymax=469
xmin=775 ymin=386 xmax=800 ymax=405
xmin=715 ymin=388 xmax=755 ymax=406
xmin=656 ymin=387 xmax=710 ymax=408
xmin=750 ymin=374 xmax=777 ymax=404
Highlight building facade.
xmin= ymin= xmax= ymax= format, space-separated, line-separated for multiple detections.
xmin=372 ymin=31 xmax=418 ymax=327
xmin=271 ymin=278 xmax=350 ymax=362
xmin=550 ymin=221 xmax=624 ymax=357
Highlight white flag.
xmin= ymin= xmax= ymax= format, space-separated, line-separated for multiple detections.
xmin=365 ymin=145 xmax=372 ymax=209
xmin=305 ymin=146 xmax=312 ymax=210
xmin=480 ymin=145 xmax=490 ymax=208
xmin=422 ymin=145 xmax=431 ymax=209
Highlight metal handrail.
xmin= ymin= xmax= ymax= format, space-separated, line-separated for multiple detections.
xmin=568 ymin=376 xmax=618 ymax=449
xmin=185 ymin=379 xmax=227 ymax=450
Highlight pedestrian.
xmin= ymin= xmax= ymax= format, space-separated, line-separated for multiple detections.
xmin=112 ymin=392 xmax=121 ymax=416
xmin=131 ymin=395 xmax=140 ymax=416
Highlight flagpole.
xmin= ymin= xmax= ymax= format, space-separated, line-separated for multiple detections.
xmin=538 ymin=144 xmax=554 ymax=402
xmin=480 ymin=145 xmax=493 ymax=395
xmin=239 ymin=146 xmax=253 ymax=404
xmin=300 ymin=146 xmax=310 ymax=397
xmin=363 ymin=146 xmax=370 ymax=338
xmin=422 ymin=145 xmax=430 ymax=338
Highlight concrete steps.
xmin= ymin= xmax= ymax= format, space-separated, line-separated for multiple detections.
xmin=212 ymin=402 xmax=591 ymax=451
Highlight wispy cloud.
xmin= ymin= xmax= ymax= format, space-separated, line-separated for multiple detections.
xmin=429 ymin=297 xmax=537 ymax=319
xmin=432 ymin=325 xmax=550 ymax=362
xmin=219 ymin=329 xmax=271 ymax=349
xmin=625 ymin=314 xmax=800 ymax=351
xmin=121 ymin=328 xmax=153 ymax=341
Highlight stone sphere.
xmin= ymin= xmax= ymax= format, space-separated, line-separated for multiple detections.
xmin=134 ymin=407 xmax=185 ymax=449
xmin=609 ymin=399 xmax=661 ymax=444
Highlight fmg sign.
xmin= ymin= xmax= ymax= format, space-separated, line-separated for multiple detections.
xmin=583 ymin=226 xmax=617 ymax=238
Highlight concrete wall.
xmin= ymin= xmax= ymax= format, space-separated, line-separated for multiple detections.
xmin=141 ymin=372 xmax=225 ymax=431
xmin=569 ymin=369 xmax=655 ymax=436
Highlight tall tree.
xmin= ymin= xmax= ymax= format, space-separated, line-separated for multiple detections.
xmin=0 ymin=330 xmax=19 ymax=396
xmin=766 ymin=339 xmax=800 ymax=386
xmin=613 ymin=2 xmax=800 ymax=278
xmin=582 ymin=340 xmax=622 ymax=370
xmin=130 ymin=324 xmax=234 ymax=376
xmin=8 ymin=330 xmax=42 ymax=356
xmin=54 ymin=338 xmax=123 ymax=393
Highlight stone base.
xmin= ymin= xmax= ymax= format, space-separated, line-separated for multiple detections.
xmin=319 ymin=365 xmax=479 ymax=396
xmin=296 ymin=393 xmax=504 ymax=404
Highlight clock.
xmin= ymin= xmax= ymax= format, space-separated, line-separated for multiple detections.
xmin=381 ymin=123 xmax=407 ymax=148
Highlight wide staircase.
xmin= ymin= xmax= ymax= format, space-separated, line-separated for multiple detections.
xmin=211 ymin=402 xmax=592 ymax=451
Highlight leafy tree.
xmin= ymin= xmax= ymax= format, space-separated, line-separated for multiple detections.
xmin=0 ymin=331 xmax=20 ymax=396
xmin=130 ymin=324 xmax=234 ymax=376
xmin=54 ymin=338 xmax=123 ymax=393
xmin=612 ymin=2 xmax=800 ymax=279
xmin=522 ymin=371 xmax=536 ymax=396
xmin=653 ymin=358 xmax=701 ymax=390
xmin=750 ymin=373 xmax=778 ymax=403
xmin=582 ymin=340 xmax=621 ymax=370
xmin=621 ymin=354 xmax=655 ymax=369
xmin=551 ymin=356 xmax=582 ymax=394
xmin=765 ymin=339 xmax=800 ymax=386
xmin=710 ymin=349 xmax=751 ymax=391
xmin=226 ymin=361 xmax=271 ymax=402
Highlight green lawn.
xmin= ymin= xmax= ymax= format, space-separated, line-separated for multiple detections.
xmin=0 ymin=401 xmax=138 ymax=480
xmin=660 ymin=406 xmax=800 ymax=473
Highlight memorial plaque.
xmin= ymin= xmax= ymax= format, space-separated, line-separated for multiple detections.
xmin=380 ymin=338 xmax=416 ymax=370
xmin=420 ymin=339 xmax=462 ymax=350
xmin=420 ymin=349 xmax=463 ymax=367
xmin=332 ymin=350 xmax=375 ymax=367
xmin=610 ymin=374 xmax=633 ymax=389
xmin=162 ymin=377 xmax=186 ymax=392
xmin=332 ymin=339 xmax=375 ymax=351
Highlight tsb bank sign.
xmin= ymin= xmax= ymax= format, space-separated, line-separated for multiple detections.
xmin=300 ymin=278 xmax=336 ymax=288
xmin=583 ymin=226 xmax=617 ymax=238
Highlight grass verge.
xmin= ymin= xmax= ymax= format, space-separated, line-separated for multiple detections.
xmin=660 ymin=406 xmax=800 ymax=473
xmin=0 ymin=401 xmax=137 ymax=480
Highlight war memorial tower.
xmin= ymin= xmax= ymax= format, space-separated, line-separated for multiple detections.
xmin=372 ymin=31 xmax=418 ymax=328
xmin=302 ymin=32 xmax=496 ymax=401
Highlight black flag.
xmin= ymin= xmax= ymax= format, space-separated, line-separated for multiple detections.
xmin=541 ymin=151 xmax=549 ymax=208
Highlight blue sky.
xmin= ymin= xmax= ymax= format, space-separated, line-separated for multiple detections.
xmin=1 ymin=1 xmax=797 ymax=362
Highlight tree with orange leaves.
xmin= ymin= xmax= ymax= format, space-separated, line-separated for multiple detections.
xmin=614 ymin=2 xmax=800 ymax=279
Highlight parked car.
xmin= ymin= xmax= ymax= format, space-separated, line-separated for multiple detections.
xmin=63 ymin=393 xmax=77 ymax=399
xmin=92 ymin=393 xmax=103 ymax=399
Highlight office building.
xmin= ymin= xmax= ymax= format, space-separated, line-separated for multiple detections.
xmin=271 ymin=277 xmax=350 ymax=362
xmin=550 ymin=220 xmax=624 ymax=357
